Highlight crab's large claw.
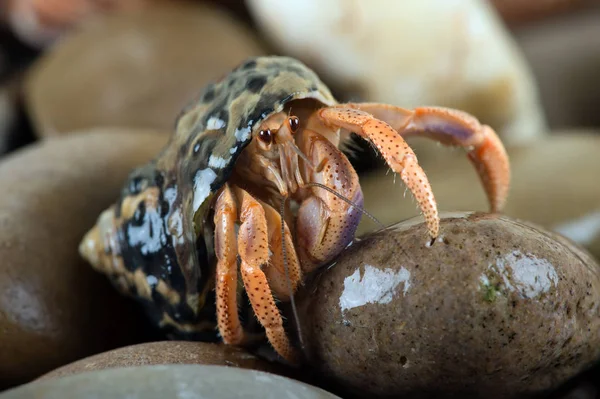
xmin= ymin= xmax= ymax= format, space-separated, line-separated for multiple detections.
xmin=295 ymin=128 xmax=364 ymax=274
xmin=318 ymin=104 xmax=511 ymax=239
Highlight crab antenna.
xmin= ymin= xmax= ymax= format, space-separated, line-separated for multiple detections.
xmin=279 ymin=196 xmax=306 ymax=354
xmin=305 ymin=182 xmax=385 ymax=230
xmin=287 ymin=142 xmax=314 ymax=170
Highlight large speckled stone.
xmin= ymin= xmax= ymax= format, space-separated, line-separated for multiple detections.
xmin=38 ymin=341 xmax=284 ymax=381
xmin=298 ymin=212 xmax=600 ymax=398
xmin=0 ymin=129 xmax=168 ymax=389
xmin=24 ymin=2 xmax=267 ymax=137
xmin=0 ymin=365 xmax=342 ymax=399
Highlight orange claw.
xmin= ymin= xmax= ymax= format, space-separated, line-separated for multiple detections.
xmin=324 ymin=103 xmax=511 ymax=217
xmin=318 ymin=107 xmax=440 ymax=239
xmin=399 ymin=106 xmax=511 ymax=214
xmin=466 ymin=124 xmax=510 ymax=213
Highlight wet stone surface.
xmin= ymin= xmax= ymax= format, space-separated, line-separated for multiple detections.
xmin=0 ymin=365 xmax=342 ymax=399
xmin=297 ymin=212 xmax=600 ymax=399
xmin=38 ymin=341 xmax=285 ymax=381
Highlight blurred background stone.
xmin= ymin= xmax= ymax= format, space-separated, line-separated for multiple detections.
xmin=0 ymin=25 xmax=39 ymax=157
xmin=0 ymin=80 xmax=17 ymax=155
xmin=0 ymin=365 xmax=342 ymax=399
xmin=246 ymin=0 xmax=547 ymax=149
xmin=512 ymin=3 xmax=600 ymax=130
xmin=4 ymin=0 xmax=158 ymax=49
xmin=490 ymin=0 xmax=595 ymax=25
xmin=23 ymin=1 xmax=267 ymax=137
xmin=38 ymin=341 xmax=286 ymax=381
xmin=0 ymin=129 xmax=168 ymax=389
xmin=298 ymin=212 xmax=600 ymax=398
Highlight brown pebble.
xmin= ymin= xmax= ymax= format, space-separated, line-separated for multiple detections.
xmin=38 ymin=341 xmax=283 ymax=381
xmin=24 ymin=2 xmax=267 ymax=137
xmin=0 ymin=129 xmax=168 ymax=389
xmin=298 ymin=212 xmax=600 ymax=398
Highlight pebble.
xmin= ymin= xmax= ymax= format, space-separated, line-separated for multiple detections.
xmin=0 ymin=365 xmax=342 ymax=399
xmin=24 ymin=2 xmax=267 ymax=137
xmin=298 ymin=212 xmax=600 ymax=398
xmin=4 ymin=0 xmax=156 ymax=48
xmin=514 ymin=4 xmax=600 ymax=129
xmin=38 ymin=341 xmax=284 ymax=381
xmin=247 ymin=0 xmax=547 ymax=145
xmin=490 ymin=0 xmax=592 ymax=25
xmin=0 ymin=82 xmax=17 ymax=155
xmin=0 ymin=129 xmax=168 ymax=389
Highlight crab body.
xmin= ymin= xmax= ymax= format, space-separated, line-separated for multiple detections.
xmin=80 ymin=56 xmax=510 ymax=362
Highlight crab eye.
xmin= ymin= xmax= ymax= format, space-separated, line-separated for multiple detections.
xmin=258 ymin=129 xmax=273 ymax=144
xmin=288 ymin=116 xmax=300 ymax=133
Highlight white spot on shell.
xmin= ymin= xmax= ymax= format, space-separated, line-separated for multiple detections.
xmin=193 ymin=168 xmax=217 ymax=213
xmin=235 ymin=126 xmax=251 ymax=142
xmin=164 ymin=187 xmax=177 ymax=204
xmin=229 ymin=146 xmax=238 ymax=154
xmin=206 ymin=116 xmax=226 ymax=130
xmin=127 ymin=207 xmax=167 ymax=256
xmin=340 ymin=264 xmax=411 ymax=317
xmin=164 ymin=187 xmax=184 ymax=245
xmin=146 ymin=275 xmax=158 ymax=287
xmin=208 ymin=154 xmax=231 ymax=169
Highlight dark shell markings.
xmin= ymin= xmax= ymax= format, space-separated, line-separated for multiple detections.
xmin=79 ymin=56 xmax=337 ymax=339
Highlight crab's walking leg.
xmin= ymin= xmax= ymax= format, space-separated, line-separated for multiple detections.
xmin=331 ymin=104 xmax=510 ymax=212
xmin=214 ymin=184 xmax=244 ymax=345
xmin=318 ymin=108 xmax=439 ymax=238
xmin=233 ymin=186 xmax=297 ymax=362
xmin=259 ymin=199 xmax=302 ymax=302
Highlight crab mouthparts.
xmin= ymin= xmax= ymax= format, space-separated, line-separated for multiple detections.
xmin=279 ymin=142 xmax=309 ymax=197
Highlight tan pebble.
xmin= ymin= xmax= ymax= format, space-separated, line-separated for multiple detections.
xmin=24 ymin=2 xmax=267 ymax=137
xmin=0 ymin=128 xmax=168 ymax=389
xmin=37 ymin=341 xmax=285 ymax=381
xmin=298 ymin=212 xmax=600 ymax=398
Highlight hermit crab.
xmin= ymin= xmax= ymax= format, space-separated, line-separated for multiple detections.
xmin=79 ymin=56 xmax=510 ymax=362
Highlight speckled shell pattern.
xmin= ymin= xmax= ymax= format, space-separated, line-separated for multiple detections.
xmin=83 ymin=56 xmax=338 ymax=339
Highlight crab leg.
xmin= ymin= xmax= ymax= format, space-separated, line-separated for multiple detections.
xmin=295 ymin=129 xmax=364 ymax=273
xmin=233 ymin=186 xmax=297 ymax=362
xmin=213 ymin=184 xmax=244 ymax=345
xmin=318 ymin=107 xmax=439 ymax=238
xmin=330 ymin=104 xmax=510 ymax=213
xmin=259 ymin=198 xmax=302 ymax=302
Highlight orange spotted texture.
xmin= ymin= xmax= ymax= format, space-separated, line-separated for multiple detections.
xmin=319 ymin=107 xmax=440 ymax=238
xmin=318 ymin=105 xmax=512 ymax=239
xmin=261 ymin=199 xmax=302 ymax=302
xmin=296 ymin=129 xmax=364 ymax=272
xmin=214 ymin=185 xmax=243 ymax=345
xmin=467 ymin=126 xmax=511 ymax=213
xmin=236 ymin=187 xmax=295 ymax=362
